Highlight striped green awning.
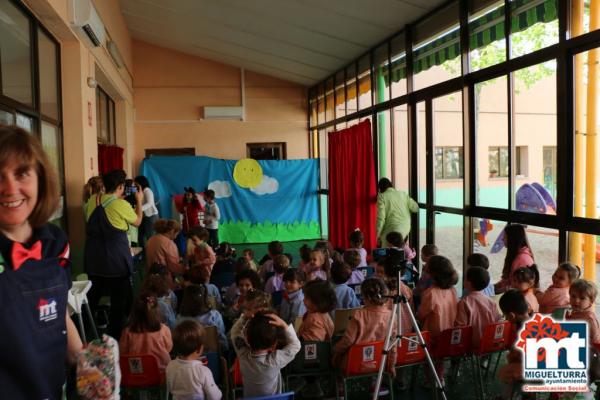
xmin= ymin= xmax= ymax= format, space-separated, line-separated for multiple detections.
xmin=386 ymin=0 xmax=557 ymax=83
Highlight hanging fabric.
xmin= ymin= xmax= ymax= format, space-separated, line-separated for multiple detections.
xmin=98 ymin=144 xmax=124 ymax=175
xmin=328 ymin=120 xmax=377 ymax=252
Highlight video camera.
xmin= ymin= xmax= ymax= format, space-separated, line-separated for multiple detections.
xmin=372 ymin=247 xmax=419 ymax=286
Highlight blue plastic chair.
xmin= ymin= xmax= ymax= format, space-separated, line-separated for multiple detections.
xmin=243 ymin=391 xmax=294 ymax=400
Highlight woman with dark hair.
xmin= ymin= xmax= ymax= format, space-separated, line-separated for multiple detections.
xmin=495 ymin=224 xmax=535 ymax=293
xmin=135 ymin=175 xmax=159 ymax=247
xmin=376 ymin=178 xmax=418 ymax=247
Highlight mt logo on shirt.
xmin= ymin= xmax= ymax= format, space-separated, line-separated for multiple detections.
xmin=38 ymin=297 xmax=58 ymax=322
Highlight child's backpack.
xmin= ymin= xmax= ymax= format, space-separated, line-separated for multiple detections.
xmin=77 ymin=334 xmax=121 ymax=400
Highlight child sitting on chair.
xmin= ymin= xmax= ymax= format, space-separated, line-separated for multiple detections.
xmin=166 ymin=320 xmax=222 ymax=400
xmin=231 ymin=311 xmax=300 ymax=398
xmin=332 ymin=277 xmax=397 ymax=373
xmin=464 ymin=253 xmax=495 ymax=297
xmin=280 ymin=269 xmax=307 ymax=325
xmin=348 ymin=229 xmax=368 ymax=267
xmin=186 ymin=266 xmax=222 ymax=308
xmin=567 ymin=279 xmax=600 ymax=344
xmin=298 ymin=280 xmax=337 ymax=341
xmin=510 ymin=266 xmax=540 ymax=313
xmin=455 ymin=266 xmax=501 ymax=348
xmin=119 ymin=292 xmax=173 ymax=372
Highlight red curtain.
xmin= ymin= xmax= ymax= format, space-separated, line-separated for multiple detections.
xmin=328 ymin=120 xmax=377 ymax=252
xmin=98 ymin=144 xmax=124 ymax=175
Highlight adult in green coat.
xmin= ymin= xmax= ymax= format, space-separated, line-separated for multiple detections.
xmin=376 ymin=178 xmax=419 ymax=247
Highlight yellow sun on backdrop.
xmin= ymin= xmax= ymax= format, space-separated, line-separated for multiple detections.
xmin=233 ymin=158 xmax=263 ymax=188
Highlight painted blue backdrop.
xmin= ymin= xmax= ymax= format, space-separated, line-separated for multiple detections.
xmin=140 ymin=156 xmax=321 ymax=243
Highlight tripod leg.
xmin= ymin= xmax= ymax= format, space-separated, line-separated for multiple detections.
xmin=372 ymin=302 xmax=398 ymax=400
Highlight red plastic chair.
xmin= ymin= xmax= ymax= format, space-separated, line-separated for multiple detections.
xmin=433 ymin=326 xmax=473 ymax=359
xmin=471 ymin=321 xmax=513 ymax=400
xmin=396 ymin=331 xmax=430 ymax=367
xmin=337 ymin=341 xmax=393 ymax=400
xmin=231 ymin=357 xmax=243 ymax=399
xmin=120 ymin=354 xmax=165 ymax=399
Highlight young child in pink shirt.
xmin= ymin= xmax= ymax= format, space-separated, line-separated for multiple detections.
xmin=567 ymin=279 xmax=600 ymax=345
xmin=120 ymin=291 xmax=173 ymax=372
xmin=417 ymin=255 xmax=459 ymax=383
xmin=298 ymin=280 xmax=337 ymax=341
xmin=333 ymin=277 xmax=397 ymax=373
xmin=510 ymin=266 xmax=540 ymax=313
xmin=538 ymin=262 xmax=580 ymax=314
xmin=455 ymin=266 xmax=501 ymax=348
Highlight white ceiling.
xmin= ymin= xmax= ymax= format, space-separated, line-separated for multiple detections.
xmin=119 ymin=0 xmax=446 ymax=86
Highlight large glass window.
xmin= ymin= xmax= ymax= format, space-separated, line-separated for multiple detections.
xmin=376 ymin=109 xmax=391 ymax=179
xmin=469 ymin=0 xmax=506 ymax=72
xmin=334 ymin=71 xmax=345 ymax=119
xmin=0 ymin=1 xmax=32 ymax=105
xmin=390 ymin=33 xmax=407 ymax=98
xmin=392 ymin=104 xmax=409 ymax=191
xmin=374 ymin=43 xmax=390 ymax=104
xmin=435 ymin=212 xmax=464 ymax=295
xmin=434 ymin=92 xmax=463 ymax=208
xmin=413 ymin=2 xmax=460 ymax=91
xmin=38 ymin=28 xmax=59 ymax=120
xmin=509 ymin=0 xmax=558 ymax=59
xmin=358 ymin=55 xmax=372 ymax=110
xmin=417 ymin=101 xmax=426 ymax=203
xmin=325 ymin=77 xmax=334 ymax=122
xmin=346 ymin=64 xmax=357 ymax=114
xmin=512 ymin=61 xmax=557 ymax=213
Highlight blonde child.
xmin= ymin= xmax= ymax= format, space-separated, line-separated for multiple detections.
xmin=119 ymin=292 xmax=173 ymax=371
xmin=280 ymin=269 xmax=307 ymax=325
xmin=333 ymin=277 xmax=397 ymax=372
xmin=242 ymin=248 xmax=258 ymax=271
xmin=348 ymin=229 xmax=368 ymax=267
xmin=510 ymin=266 xmax=540 ymax=313
xmin=231 ymin=311 xmax=301 ymax=398
xmin=298 ymin=280 xmax=337 ymax=341
xmin=177 ymin=284 xmax=228 ymax=351
xmin=455 ymin=266 xmax=501 ymax=348
xmin=538 ymin=262 xmax=580 ymax=314
xmin=265 ymin=254 xmax=290 ymax=294
xmin=417 ymin=255 xmax=458 ymax=383
xmin=305 ymin=248 xmax=330 ymax=281
xmin=187 ymin=226 xmax=216 ymax=275
xmin=567 ymin=279 xmax=600 ymax=344
xmin=166 ymin=320 xmax=222 ymax=400
xmin=344 ymin=249 xmax=365 ymax=285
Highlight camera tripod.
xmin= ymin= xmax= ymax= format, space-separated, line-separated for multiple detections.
xmin=372 ymin=267 xmax=448 ymax=400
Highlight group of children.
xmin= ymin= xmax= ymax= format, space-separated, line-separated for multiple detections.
xmin=116 ymin=225 xmax=600 ymax=400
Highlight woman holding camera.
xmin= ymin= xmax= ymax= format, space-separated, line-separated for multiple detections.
xmin=135 ymin=175 xmax=159 ymax=247
xmin=84 ymin=169 xmax=143 ymax=339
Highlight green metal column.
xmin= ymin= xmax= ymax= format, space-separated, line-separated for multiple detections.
xmin=377 ymin=66 xmax=388 ymax=178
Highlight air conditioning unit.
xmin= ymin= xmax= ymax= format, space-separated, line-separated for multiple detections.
xmin=68 ymin=0 xmax=106 ymax=47
xmin=203 ymin=106 xmax=244 ymax=120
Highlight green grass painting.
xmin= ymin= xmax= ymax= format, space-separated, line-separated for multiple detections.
xmin=219 ymin=220 xmax=321 ymax=244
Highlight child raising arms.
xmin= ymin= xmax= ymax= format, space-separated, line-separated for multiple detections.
xmin=166 ymin=320 xmax=222 ymax=400
xmin=231 ymin=311 xmax=301 ymax=398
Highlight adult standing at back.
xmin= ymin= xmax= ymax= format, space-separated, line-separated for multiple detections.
xmin=84 ymin=169 xmax=143 ymax=339
xmin=376 ymin=178 xmax=418 ymax=247
xmin=135 ymin=175 xmax=159 ymax=247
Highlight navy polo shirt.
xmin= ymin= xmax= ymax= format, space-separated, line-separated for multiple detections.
xmin=0 ymin=224 xmax=72 ymax=400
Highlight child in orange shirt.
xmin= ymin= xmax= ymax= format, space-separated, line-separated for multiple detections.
xmin=298 ymin=280 xmax=337 ymax=341
xmin=510 ymin=266 xmax=540 ymax=313
xmin=538 ymin=262 xmax=580 ymax=314
xmin=417 ymin=255 xmax=459 ymax=384
xmin=567 ymin=279 xmax=600 ymax=344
